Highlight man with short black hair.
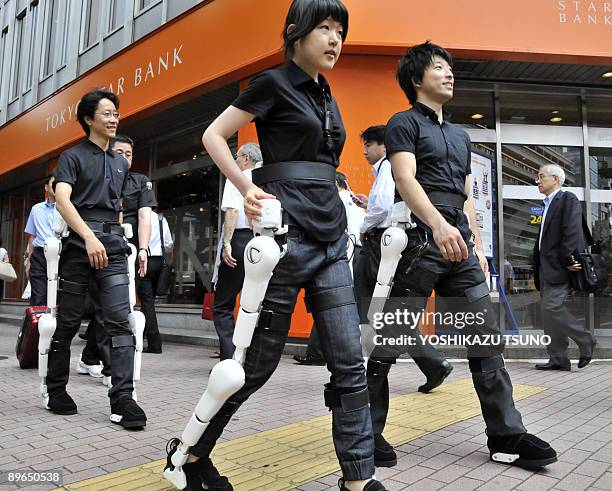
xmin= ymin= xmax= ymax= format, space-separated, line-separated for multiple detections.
xmin=49 ymin=89 xmax=146 ymax=429
xmin=24 ymin=173 xmax=57 ymax=306
xmin=375 ymin=41 xmax=557 ymax=470
xmin=533 ymin=163 xmax=596 ymax=370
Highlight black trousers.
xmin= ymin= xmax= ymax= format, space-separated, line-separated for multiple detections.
xmin=138 ymin=255 xmax=163 ymax=347
xmin=47 ymin=240 xmax=134 ymax=405
xmin=212 ymin=229 xmax=252 ymax=360
xmin=190 ymin=230 xmax=374 ymax=481
xmin=81 ymin=279 xmax=112 ymax=376
xmin=29 ymin=247 xmax=47 ymax=306
xmin=369 ymin=217 xmax=526 ymax=437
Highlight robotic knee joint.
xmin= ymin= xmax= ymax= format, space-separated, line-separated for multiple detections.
xmin=324 ymin=385 xmax=369 ymax=413
xmin=305 ymin=286 xmax=355 ymax=313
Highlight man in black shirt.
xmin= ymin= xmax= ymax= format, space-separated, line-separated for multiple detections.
xmin=48 ymin=89 xmax=146 ymax=429
xmin=374 ymin=42 xmax=557 ymax=470
xmin=79 ymin=134 xmax=157 ymax=381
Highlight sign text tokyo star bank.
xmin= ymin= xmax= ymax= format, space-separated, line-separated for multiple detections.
xmin=558 ymin=1 xmax=612 ymax=24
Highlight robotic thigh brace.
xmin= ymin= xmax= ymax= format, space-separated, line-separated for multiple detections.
xmin=122 ymin=224 xmax=145 ymax=385
xmin=164 ymin=199 xmax=287 ymax=490
xmin=363 ymin=203 xmax=415 ymax=359
xmin=39 ymin=215 xmax=69 ymax=403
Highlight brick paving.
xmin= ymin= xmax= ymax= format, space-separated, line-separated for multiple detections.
xmin=0 ymin=323 xmax=611 ymax=490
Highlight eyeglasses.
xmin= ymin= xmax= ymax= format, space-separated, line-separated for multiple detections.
xmin=235 ymin=153 xmax=245 ymax=159
xmin=534 ymin=174 xmax=551 ymax=183
xmin=96 ymin=111 xmax=120 ymax=120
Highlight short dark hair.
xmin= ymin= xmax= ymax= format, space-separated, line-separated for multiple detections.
xmin=396 ymin=41 xmax=453 ymax=104
xmin=111 ymin=134 xmax=134 ymax=149
xmin=361 ymin=125 xmax=386 ymax=145
xmin=76 ymin=89 xmax=120 ymax=136
xmin=335 ymin=171 xmax=348 ymax=190
xmin=283 ymin=0 xmax=349 ymax=60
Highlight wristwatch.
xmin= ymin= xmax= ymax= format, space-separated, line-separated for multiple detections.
xmin=138 ymin=247 xmax=149 ymax=256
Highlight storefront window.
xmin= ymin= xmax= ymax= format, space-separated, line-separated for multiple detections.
xmin=586 ymin=96 xmax=612 ymax=127
xmin=446 ymin=90 xmax=495 ymax=129
xmin=503 ymin=199 xmax=588 ymax=330
xmin=589 ymin=147 xmax=612 ymax=190
xmin=591 ymin=202 xmax=612 ymax=331
xmin=155 ymin=165 xmax=221 ymax=304
xmin=502 ymin=145 xmax=584 ymax=186
xmin=500 ymin=93 xmax=581 ymax=126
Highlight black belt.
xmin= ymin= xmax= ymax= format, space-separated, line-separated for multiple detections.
xmin=77 ymin=208 xmax=120 ymax=221
xmin=427 ymin=191 xmax=465 ymax=209
xmin=84 ymin=220 xmax=124 ymax=235
xmin=234 ymin=229 xmax=253 ymax=233
xmin=252 ymin=161 xmax=336 ymax=186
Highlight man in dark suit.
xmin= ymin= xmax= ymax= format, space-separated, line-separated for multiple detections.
xmin=533 ymin=163 xmax=597 ymax=371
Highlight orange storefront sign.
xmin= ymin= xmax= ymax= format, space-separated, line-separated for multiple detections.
xmin=2 ymin=0 xmax=612 ymax=174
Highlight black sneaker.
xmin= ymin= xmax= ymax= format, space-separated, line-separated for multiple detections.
xmin=165 ymin=438 xmax=233 ymax=491
xmin=338 ymin=478 xmax=387 ymax=490
xmin=110 ymin=397 xmax=146 ymax=430
xmin=46 ymin=391 xmax=77 ymax=415
xmin=488 ymin=433 xmax=557 ymax=469
xmin=374 ymin=434 xmax=397 ymax=467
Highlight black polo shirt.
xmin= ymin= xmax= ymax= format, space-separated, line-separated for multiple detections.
xmin=55 ymin=139 xmax=128 ymax=217
xmin=123 ymin=172 xmax=157 ymax=245
xmin=232 ymin=61 xmax=347 ymax=241
xmin=386 ymin=102 xmax=471 ymax=202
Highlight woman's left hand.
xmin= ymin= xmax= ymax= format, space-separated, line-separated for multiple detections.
xmin=244 ymin=187 xmax=276 ymax=224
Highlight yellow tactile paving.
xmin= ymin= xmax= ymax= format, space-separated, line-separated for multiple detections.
xmin=56 ymin=379 xmax=543 ymax=491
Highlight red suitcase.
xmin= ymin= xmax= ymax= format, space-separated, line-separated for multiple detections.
xmin=15 ymin=306 xmax=47 ymax=369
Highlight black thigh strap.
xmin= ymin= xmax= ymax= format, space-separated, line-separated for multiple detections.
xmin=98 ymin=273 xmax=129 ymax=290
xmin=252 ymin=162 xmax=336 ymax=186
xmin=58 ymin=278 xmax=88 ymax=295
xmin=305 ymin=286 xmax=355 ymax=313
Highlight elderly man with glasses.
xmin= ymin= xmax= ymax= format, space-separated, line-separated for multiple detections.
xmin=212 ymin=143 xmax=262 ymax=360
xmin=533 ymin=164 xmax=597 ymax=371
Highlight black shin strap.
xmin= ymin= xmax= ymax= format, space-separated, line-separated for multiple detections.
xmin=305 ymin=286 xmax=355 ymax=313
xmin=257 ymin=309 xmax=291 ymax=333
xmin=469 ymin=355 xmax=505 ymax=373
xmin=112 ymin=335 xmax=135 ymax=348
xmin=324 ymin=385 xmax=369 ymax=412
xmin=99 ymin=273 xmax=129 ymax=290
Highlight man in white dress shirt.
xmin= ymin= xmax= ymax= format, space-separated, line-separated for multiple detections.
xmin=213 ymin=143 xmax=261 ymax=360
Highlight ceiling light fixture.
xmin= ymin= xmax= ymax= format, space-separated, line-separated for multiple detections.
xmin=551 ymin=110 xmax=560 ymax=114
xmin=471 ymin=113 xmax=484 ymax=120
xmin=602 ymin=72 xmax=612 ymax=78
xmin=550 ymin=117 xmax=563 ymax=123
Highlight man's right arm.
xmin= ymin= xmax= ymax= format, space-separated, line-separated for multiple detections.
xmin=390 ymin=151 xmax=468 ymax=262
xmin=221 ymin=209 xmax=239 ymax=267
xmin=55 ymin=182 xmax=108 ymax=269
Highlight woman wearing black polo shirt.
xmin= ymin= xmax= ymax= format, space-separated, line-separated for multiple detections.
xmin=164 ymin=1 xmax=383 ymax=491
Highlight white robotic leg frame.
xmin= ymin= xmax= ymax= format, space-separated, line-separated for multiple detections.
xmin=121 ymin=224 xmax=146 ymax=400
xmin=39 ymin=216 xmax=69 ymax=407
xmin=164 ymin=199 xmax=287 ymax=490
xmin=362 ymin=203 xmax=416 ymax=358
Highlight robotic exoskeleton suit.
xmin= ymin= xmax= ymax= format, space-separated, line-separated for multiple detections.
xmin=165 ymin=61 xmax=377 ymax=490
xmin=365 ymin=101 xmax=557 ymax=470
xmin=42 ymin=139 xmax=146 ymax=429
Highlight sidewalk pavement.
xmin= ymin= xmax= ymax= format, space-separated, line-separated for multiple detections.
xmin=0 ymin=321 xmax=611 ymax=490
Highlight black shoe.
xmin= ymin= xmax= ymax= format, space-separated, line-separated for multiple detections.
xmin=110 ymin=397 xmax=147 ymax=429
xmin=578 ymin=339 xmax=597 ymax=369
xmin=534 ymin=361 xmax=571 ymax=371
xmin=293 ymin=354 xmax=326 ymax=366
xmin=488 ymin=433 xmax=557 ymax=470
xmin=374 ymin=434 xmax=397 ymax=467
xmin=338 ymin=478 xmax=387 ymax=490
xmin=46 ymin=391 xmax=77 ymax=415
xmin=165 ymin=438 xmax=233 ymax=491
xmin=418 ymin=360 xmax=453 ymax=393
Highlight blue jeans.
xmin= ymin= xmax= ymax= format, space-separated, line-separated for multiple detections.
xmin=190 ymin=227 xmax=375 ymax=480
